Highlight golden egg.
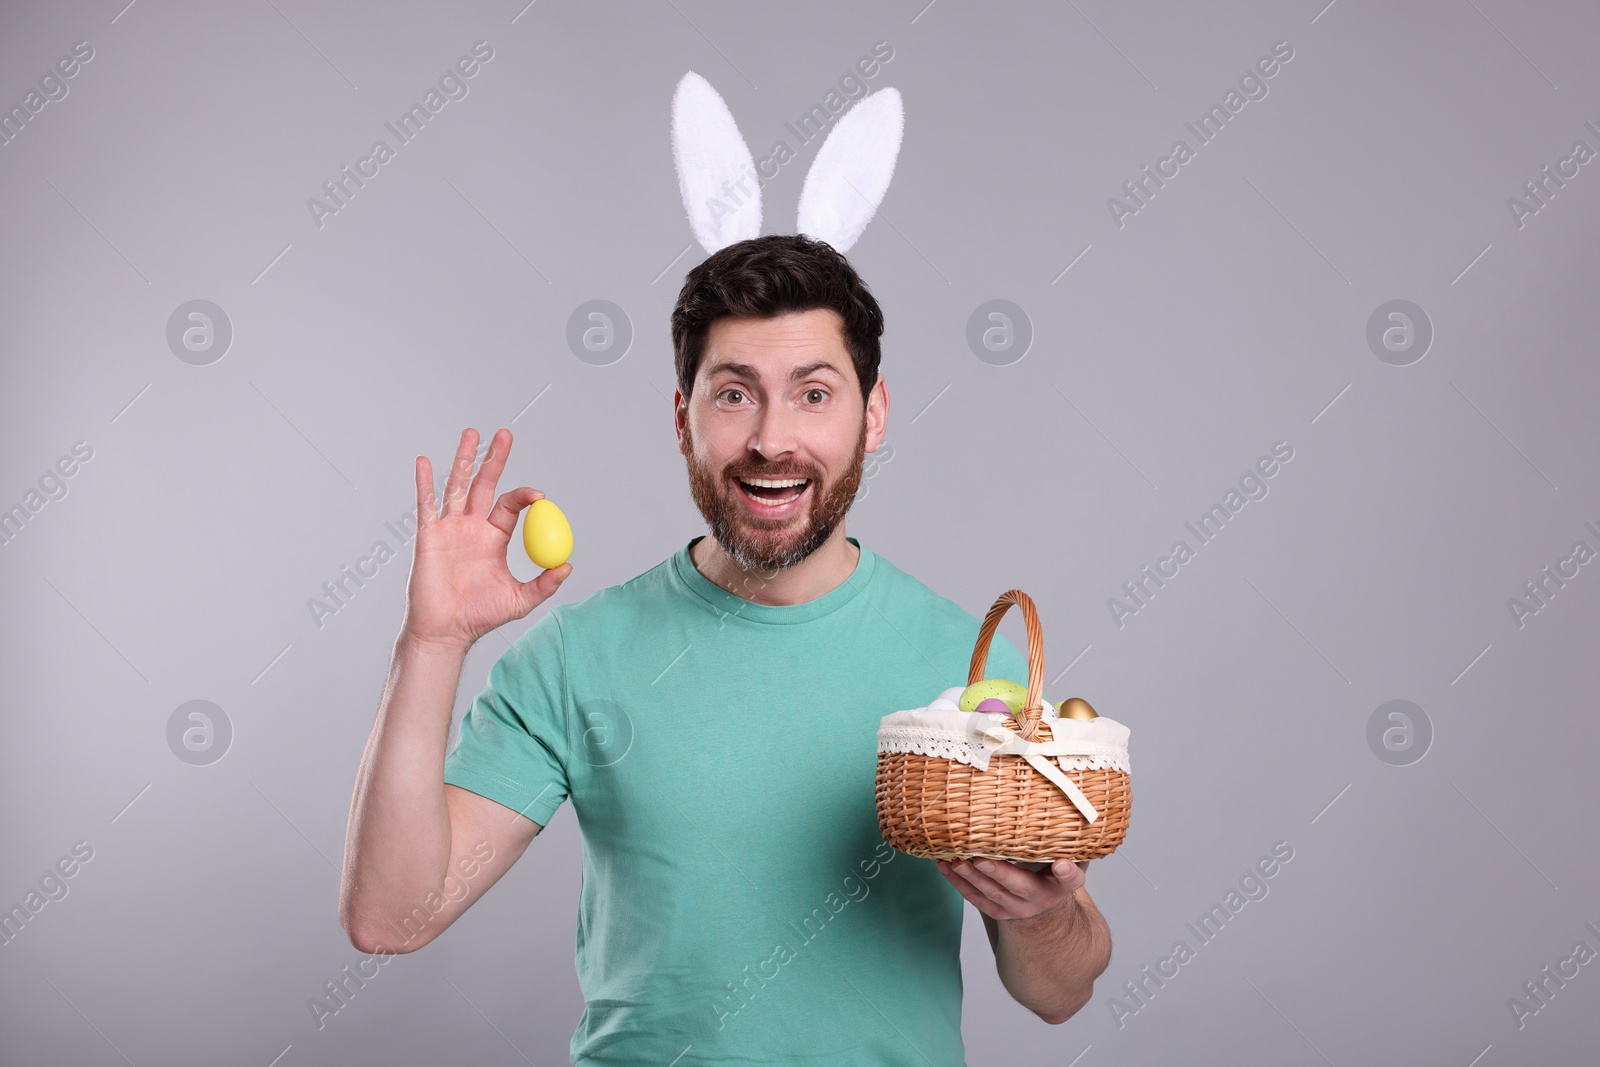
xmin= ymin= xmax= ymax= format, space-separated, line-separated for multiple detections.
xmin=1058 ymin=697 xmax=1099 ymax=721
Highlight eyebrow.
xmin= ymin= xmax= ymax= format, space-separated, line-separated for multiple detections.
xmin=702 ymin=359 xmax=846 ymax=384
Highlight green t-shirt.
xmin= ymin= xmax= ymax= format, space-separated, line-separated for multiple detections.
xmin=443 ymin=535 xmax=1032 ymax=1066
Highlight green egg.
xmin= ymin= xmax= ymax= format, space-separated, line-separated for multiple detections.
xmin=958 ymin=678 xmax=1029 ymax=714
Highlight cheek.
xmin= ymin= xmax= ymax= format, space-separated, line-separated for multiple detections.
xmin=820 ymin=424 xmax=866 ymax=470
xmin=821 ymin=423 xmax=852 ymax=450
xmin=687 ymin=422 xmax=738 ymax=470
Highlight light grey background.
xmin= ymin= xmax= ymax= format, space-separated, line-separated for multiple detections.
xmin=3 ymin=1 xmax=1597 ymax=1064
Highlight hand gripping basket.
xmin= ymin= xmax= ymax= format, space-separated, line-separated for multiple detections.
xmin=875 ymin=589 xmax=1131 ymax=862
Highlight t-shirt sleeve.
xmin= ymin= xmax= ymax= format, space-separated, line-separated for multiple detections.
xmin=443 ymin=608 xmax=572 ymax=828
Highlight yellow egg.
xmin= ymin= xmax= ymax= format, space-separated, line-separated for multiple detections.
xmin=522 ymin=498 xmax=573 ymax=569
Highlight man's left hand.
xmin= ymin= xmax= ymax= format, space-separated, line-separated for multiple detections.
xmin=936 ymin=857 xmax=1088 ymax=922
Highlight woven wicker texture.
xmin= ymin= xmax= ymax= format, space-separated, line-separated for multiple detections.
xmin=874 ymin=589 xmax=1132 ymax=862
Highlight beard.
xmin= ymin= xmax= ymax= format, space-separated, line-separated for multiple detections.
xmin=683 ymin=415 xmax=868 ymax=573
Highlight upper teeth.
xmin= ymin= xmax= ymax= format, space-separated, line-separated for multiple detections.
xmin=741 ymin=477 xmax=807 ymax=487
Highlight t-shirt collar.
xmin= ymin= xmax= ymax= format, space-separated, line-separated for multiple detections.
xmin=673 ymin=535 xmax=876 ymax=624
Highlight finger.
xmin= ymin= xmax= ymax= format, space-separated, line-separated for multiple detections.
xmin=950 ymin=862 xmax=1036 ymax=912
xmin=934 ymin=857 xmax=1024 ymax=915
xmin=465 ymin=428 xmax=512 ymax=517
xmin=415 ymin=455 xmax=439 ymax=530
xmin=937 ymin=863 xmax=1011 ymax=920
xmin=440 ymin=428 xmax=479 ymax=517
xmin=1051 ymin=859 xmax=1088 ymax=892
xmin=966 ymin=860 xmax=1048 ymax=899
xmin=487 ymin=485 xmax=547 ymax=539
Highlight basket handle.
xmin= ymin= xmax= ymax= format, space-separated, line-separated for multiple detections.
xmin=967 ymin=589 xmax=1047 ymax=741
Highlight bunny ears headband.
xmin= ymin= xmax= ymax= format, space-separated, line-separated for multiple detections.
xmin=671 ymin=71 xmax=905 ymax=255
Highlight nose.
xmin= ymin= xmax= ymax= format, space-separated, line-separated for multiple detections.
xmin=748 ymin=399 xmax=800 ymax=462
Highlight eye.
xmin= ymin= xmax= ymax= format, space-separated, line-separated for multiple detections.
xmin=717 ymin=388 xmax=748 ymax=405
xmin=803 ymin=388 xmax=828 ymax=405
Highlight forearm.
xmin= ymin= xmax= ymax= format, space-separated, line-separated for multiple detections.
xmin=994 ymin=888 xmax=1112 ymax=1023
xmin=339 ymin=631 xmax=468 ymax=946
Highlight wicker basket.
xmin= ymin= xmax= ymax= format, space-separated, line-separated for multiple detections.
xmin=875 ymin=589 xmax=1131 ymax=862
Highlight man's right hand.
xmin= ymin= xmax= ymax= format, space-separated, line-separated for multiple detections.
xmin=399 ymin=427 xmax=572 ymax=654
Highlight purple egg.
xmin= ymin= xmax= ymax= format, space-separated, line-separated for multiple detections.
xmin=974 ymin=698 xmax=1013 ymax=715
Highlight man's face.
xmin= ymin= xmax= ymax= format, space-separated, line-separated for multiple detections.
xmin=675 ymin=307 xmax=887 ymax=573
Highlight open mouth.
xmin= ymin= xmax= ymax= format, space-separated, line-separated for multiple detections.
xmin=734 ymin=476 xmax=811 ymax=509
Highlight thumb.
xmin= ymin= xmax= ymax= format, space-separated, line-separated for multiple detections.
xmin=515 ymin=561 xmax=573 ymax=615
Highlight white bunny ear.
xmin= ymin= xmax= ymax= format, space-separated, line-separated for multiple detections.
xmin=672 ymin=71 xmax=762 ymax=254
xmin=796 ymin=87 xmax=903 ymax=253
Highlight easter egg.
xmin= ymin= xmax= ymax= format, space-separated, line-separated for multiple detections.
xmin=958 ymin=678 xmax=1029 ymax=715
xmin=522 ymin=498 xmax=573 ymax=569
xmin=1058 ymin=697 xmax=1099 ymax=721
xmin=973 ymin=698 xmax=1012 ymax=715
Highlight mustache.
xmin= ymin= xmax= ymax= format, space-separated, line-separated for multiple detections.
xmin=728 ymin=467 xmax=816 ymax=480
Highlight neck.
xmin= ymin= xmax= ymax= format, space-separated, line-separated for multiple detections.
xmin=691 ymin=527 xmax=861 ymax=606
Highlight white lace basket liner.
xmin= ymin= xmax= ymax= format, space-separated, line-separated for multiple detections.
xmin=877 ymin=709 xmax=1130 ymax=824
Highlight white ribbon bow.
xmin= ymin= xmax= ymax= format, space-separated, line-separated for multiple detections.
xmin=964 ymin=716 xmax=1101 ymax=824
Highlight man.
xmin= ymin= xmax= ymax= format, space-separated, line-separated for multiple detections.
xmin=340 ymin=235 xmax=1111 ymax=1065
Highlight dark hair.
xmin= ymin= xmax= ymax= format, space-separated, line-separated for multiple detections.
xmin=671 ymin=234 xmax=884 ymax=409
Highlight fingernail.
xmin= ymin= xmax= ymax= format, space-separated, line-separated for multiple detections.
xmin=976 ymin=861 xmax=994 ymax=872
